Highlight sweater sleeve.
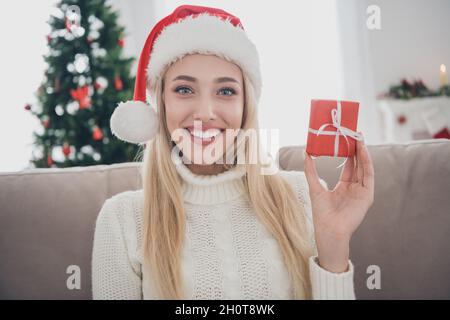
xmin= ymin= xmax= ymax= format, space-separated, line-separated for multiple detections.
xmin=91 ymin=197 xmax=143 ymax=300
xmin=291 ymin=171 xmax=356 ymax=300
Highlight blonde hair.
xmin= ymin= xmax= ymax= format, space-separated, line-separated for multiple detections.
xmin=138 ymin=57 xmax=314 ymax=299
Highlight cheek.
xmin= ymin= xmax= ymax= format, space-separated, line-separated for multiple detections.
xmin=164 ymin=100 xmax=190 ymax=132
xmin=219 ymin=103 xmax=244 ymax=151
xmin=220 ymin=102 xmax=244 ymax=129
xmin=165 ymin=108 xmax=179 ymax=133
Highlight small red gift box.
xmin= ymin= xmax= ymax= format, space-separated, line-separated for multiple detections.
xmin=306 ymin=99 xmax=361 ymax=158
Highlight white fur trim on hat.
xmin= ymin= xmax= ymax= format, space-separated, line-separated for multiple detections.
xmin=147 ymin=13 xmax=262 ymax=101
xmin=110 ymin=101 xmax=159 ymax=144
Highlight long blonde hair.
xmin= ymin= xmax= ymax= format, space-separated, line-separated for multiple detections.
xmin=138 ymin=57 xmax=314 ymax=299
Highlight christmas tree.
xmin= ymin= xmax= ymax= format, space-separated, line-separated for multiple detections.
xmin=27 ymin=0 xmax=141 ymax=168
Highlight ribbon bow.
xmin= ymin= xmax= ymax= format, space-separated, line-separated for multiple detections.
xmin=308 ymin=101 xmax=363 ymax=169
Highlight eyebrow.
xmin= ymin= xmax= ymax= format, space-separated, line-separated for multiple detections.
xmin=172 ymin=75 xmax=240 ymax=85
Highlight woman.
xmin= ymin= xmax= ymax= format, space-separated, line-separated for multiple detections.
xmin=92 ymin=4 xmax=374 ymax=300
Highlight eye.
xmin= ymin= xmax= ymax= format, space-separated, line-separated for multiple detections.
xmin=174 ymin=86 xmax=193 ymax=95
xmin=218 ymin=87 xmax=236 ymax=96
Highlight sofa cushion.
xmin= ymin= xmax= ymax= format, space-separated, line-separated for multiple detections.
xmin=0 ymin=139 xmax=449 ymax=299
xmin=0 ymin=162 xmax=142 ymax=299
xmin=278 ymin=139 xmax=450 ymax=299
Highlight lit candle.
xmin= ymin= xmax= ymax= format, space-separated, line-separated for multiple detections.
xmin=440 ymin=64 xmax=448 ymax=87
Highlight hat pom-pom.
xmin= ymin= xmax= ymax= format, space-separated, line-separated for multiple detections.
xmin=110 ymin=100 xmax=159 ymax=144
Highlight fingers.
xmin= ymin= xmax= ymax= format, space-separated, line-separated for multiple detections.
xmin=362 ymin=144 xmax=375 ymax=190
xmin=356 ymin=134 xmax=375 ymax=189
xmin=303 ymin=150 xmax=327 ymax=195
xmin=356 ymin=138 xmax=364 ymax=183
xmin=339 ymin=154 xmax=356 ymax=182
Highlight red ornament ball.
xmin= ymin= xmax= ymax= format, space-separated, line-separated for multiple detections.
xmin=62 ymin=143 xmax=71 ymax=157
xmin=94 ymin=81 xmax=102 ymax=90
xmin=93 ymin=126 xmax=103 ymax=141
xmin=114 ymin=76 xmax=123 ymax=91
xmin=47 ymin=154 xmax=53 ymax=167
xmin=397 ymin=115 xmax=407 ymax=125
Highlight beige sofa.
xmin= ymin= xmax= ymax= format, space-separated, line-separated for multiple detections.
xmin=1 ymin=139 xmax=449 ymax=299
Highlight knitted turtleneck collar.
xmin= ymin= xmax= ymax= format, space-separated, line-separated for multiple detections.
xmin=174 ymin=160 xmax=247 ymax=205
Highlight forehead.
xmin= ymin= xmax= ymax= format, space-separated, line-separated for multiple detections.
xmin=165 ymin=53 xmax=243 ymax=83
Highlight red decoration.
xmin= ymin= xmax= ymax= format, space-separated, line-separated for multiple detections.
xmin=46 ymin=35 xmax=52 ymax=43
xmin=397 ymin=115 xmax=407 ymax=125
xmin=306 ymin=99 xmax=360 ymax=158
xmin=114 ymin=75 xmax=123 ymax=91
xmin=42 ymin=118 xmax=50 ymax=128
xmin=434 ymin=127 xmax=450 ymax=139
xmin=94 ymin=81 xmax=102 ymax=90
xmin=87 ymin=37 xmax=93 ymax=45
xmin=24 ymin=104 xmax=31 ymax=111
xmin=47 ymin=154 xmax=53 ymax=167
xmin=118 ymin=38 xmax=125 ymax=48
xmin=93 ymin=126 xmax=103 ymax=141
xmin=70 ymin=86 xmax=91 ymax=109
xmin=65 ymin=18 xmax=72 ymax=31
xmin=62 ymin=143 xmax=71 ymax=157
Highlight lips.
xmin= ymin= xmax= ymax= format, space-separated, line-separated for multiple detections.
xmin=186 ymin=127 xmax=223 ymax=138
xmin=183 ymin=126 xmax=224 ymax=146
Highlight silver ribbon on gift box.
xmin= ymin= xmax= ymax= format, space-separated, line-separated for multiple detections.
xmin=308 ymin=101 xmax=364 ymax=169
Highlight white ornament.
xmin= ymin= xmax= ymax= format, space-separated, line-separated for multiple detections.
xmin=66 ymin=101 xmax=79 ymax=115
xmin=74 ymin=53 xmax=90 ymax=73
xmin=51 ymin=146 xmax=66 ymax=162
xmin=81 ymin=145 xmax=94 ymax=155
xmin=55 ymin=104 xmax=65 ymax=116
xmin=93 ymin=152 xmax=101 ymax=161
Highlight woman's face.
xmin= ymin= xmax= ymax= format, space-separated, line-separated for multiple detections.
xmin=163 ymin=54 xmax=244 ymax=166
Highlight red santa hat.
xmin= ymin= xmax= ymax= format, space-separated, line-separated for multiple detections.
xmin=110 ymin=4 xmax=262 ymax=145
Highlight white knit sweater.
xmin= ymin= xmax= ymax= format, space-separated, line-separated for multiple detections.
xmin=91 ymin=162 xmax=356 ymax=300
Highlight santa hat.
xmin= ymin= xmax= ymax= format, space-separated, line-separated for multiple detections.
xmin=110 ymin=4 xmax=262 ymax=145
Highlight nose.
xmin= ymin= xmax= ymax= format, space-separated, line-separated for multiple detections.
xmin=192 ymin=96 xmax=217 ymax=122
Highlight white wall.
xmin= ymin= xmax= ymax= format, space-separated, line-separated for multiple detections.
xmin=337 ymin=0 xmax=450 ymax=144
xmin=111 ymin=0 xmax=158 ymax=74
xmin=367 ymin=0 xmax=450 ymax=94
xmin=0 ymin=0 xmax=58 ymax=172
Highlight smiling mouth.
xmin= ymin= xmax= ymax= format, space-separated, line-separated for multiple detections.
xmin=184 ymin=127 xmax=225 ymax=144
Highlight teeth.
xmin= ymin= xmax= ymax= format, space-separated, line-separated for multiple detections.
xmin=189 ymin=128 xmax=222 ymax=139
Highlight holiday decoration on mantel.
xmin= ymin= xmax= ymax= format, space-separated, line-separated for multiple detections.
xmin=28 ymin=0 xmax=138 ymax=168
xmin=383 ymin=78 xmax=437 ymax=99
xmin=380 ymin=64 xmax=450 ymax=100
